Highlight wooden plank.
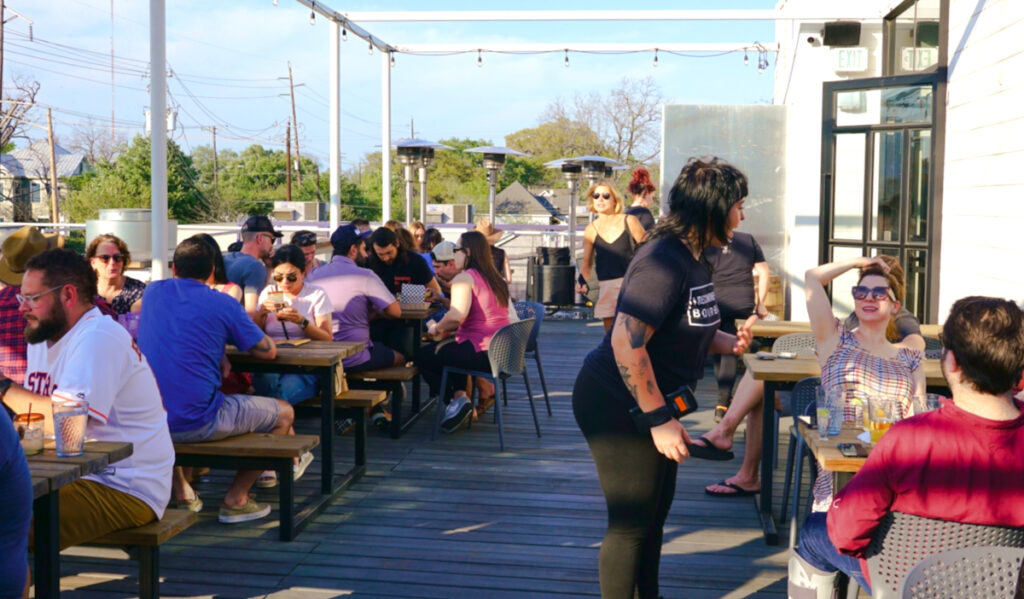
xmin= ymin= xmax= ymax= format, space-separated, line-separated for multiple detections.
xmin=27 ymin=462 xmax=79 ymax=494
xmin=31 ymin=475 xmax=50 ymax=499
xmin=92 ymin=509 xmax=196 ymax=547
xmin=743 ymin=354 xmax=946 ymax=386
xmin=798 ymin=420 xmax=869 ymax=473
xmin=346 ymin=365 xmax=418 ymax=381
xmin=742 ymin=319 xmax=942 ymax=339
xmin=226 ymin=340 xmax=362 ymax=368
xmin=173 ymin=432 xmax=319 ymax=458
xmin=299 ymin=389 xmax=388 ymax=409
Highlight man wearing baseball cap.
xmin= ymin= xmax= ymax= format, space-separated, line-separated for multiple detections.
xmin=430 ymin=241 xmax=458 ymax=309
xmin=0 ymin=226 xmax=61 ymax=384
xmin=308 ymin=224 xmax=405 ymax=373
xmin=224 ymin=216 xmax=281 ymax=317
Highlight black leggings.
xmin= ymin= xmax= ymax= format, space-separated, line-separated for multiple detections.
xmin=415 ymin=338 xmax=491 ymax=398
xmin=572 ymin=369 xmax=677 ymax=599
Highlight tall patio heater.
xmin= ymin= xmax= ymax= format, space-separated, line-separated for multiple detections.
xmin=394 ymin=139 xmax=452 ymax=224
xmin=466 ymin=145 xmax=528 ymax=224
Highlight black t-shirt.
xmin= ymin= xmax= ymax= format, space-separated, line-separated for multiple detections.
xmin=581 ymin=235 xmax=721 ymax=407
xmin=704 ymin=231 xmax=765 ymax=314
xmin=370 ymin=250 xmax=434 ymax=294
xmin=625 ymin=205 xmax=655 ymax=231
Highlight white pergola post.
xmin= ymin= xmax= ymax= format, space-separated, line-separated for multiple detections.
xmin=380 ymin=51 xmax=391 ymax=223
xmin=329 ymin=22 xmax=341 ymax=232
xmin=149 ymin=0 xmax=168 ymax=281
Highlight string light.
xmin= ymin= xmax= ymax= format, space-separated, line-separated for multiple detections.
xmin=653 ymin=49 xmax=658 ymax=67
xmin=564 ymin=49 xmax=569 ymax=67
xmin=390 ymin=53 xmax=395 ymax=67
xmin=477 ymin=50 xmax=482 ymax=68
xmin=309 ymin=10 xmax=315 ymax=25
xmin=368 ymin=41 xmax=373 ymax=55
xmin=341 ymin=27 xmax=347 ymax=41
xmin=744 ymin=50 xmax=749 ymax=66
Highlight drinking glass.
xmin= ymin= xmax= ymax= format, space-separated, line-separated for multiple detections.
xmin=866 ymin=395 xmax=898 ymax=444
xmin=14 ymin=413 xmax=44 ymax=455
xmin=912 ymin=393 xmax=942 ymax=414
xmin=816 ymin=387 xmax=843 ymax=438
xmin=52 ymin=395 xmax=88 ymax=457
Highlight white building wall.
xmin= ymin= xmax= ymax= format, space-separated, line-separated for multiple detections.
xmin=938 ymin=0 xmax=1024 ymax=318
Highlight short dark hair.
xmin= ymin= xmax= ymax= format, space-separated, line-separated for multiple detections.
xmin=272 ymin=244 xmax=307 ymax=272
xmin=173 ymin=235 xmax=216 ymax=280
xmin=424 ymin=228 xmax=443 ymax=251
xmin=942 ymin=296 xmax=1024 ymax=395
xmin=25 ymin=248 xmax=97 ymax=305
xmin=193 ymin=233 xmax=228 ymax=285
xmin=370 ymin=226 xmax=398 ymax=250
xmin=351 ymin=218 xmax=370 ymax=228
xmin=290 ymin=230 xmax=317 ymax=247
xmin=651 ymin=157 xmax=747 ymax=252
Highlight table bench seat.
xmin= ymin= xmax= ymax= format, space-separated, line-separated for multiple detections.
xmin=346 ymin=366 xmax=428 ymax=438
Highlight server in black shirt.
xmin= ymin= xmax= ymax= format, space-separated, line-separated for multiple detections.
xmin=572 ymin=157 xmax=753 ymax=599
xmin=625 ymin=166 xmax=657 ymax=231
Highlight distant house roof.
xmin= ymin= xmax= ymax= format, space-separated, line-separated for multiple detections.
xmin=0 ymin=141 xmax=86 ymax=179
xmin=496 ymin=181 xmax=586 ymax=222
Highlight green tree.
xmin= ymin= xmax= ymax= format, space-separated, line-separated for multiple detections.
xmin=65 ymin=135 xmax=209 ymax=223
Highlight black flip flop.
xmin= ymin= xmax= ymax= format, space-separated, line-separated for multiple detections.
xmin=704 ymin=480 xmax=759 ymax=498
xmin=686 ymin=436 xmax=735 ymax=461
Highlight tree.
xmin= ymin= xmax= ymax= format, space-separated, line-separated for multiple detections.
xmin=0 ymin=78 xmax=39 ymax=152
xmin=66 ymin=118 xmax=127 ymax=165
xmin=505 ymin=118 xmax=607 ymax=188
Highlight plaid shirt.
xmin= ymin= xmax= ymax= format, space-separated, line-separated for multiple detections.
xmin=0 ymin=285 xmax=26 ymax=384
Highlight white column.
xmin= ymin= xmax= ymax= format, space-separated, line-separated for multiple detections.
xmin=329 ymin=23 xmax=340 ymax=232
xmin=149 ymin=0 xmax=168 ymax=281
xmin=381 ymin=51 xmax=392 ymax=223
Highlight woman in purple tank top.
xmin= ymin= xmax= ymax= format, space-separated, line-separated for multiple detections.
xmin=415 ymin=231 xmax=512 ymax=434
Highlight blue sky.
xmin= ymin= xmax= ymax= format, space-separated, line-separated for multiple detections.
xmin=12 ymin=0 xmax=777 ymax=172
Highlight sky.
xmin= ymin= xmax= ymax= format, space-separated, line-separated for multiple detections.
xmin=11 ymin=0 xmax=779 ymax=173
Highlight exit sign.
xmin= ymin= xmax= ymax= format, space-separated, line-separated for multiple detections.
xmin=832 ymin=48 xmax=869 ymax=73
xmin=902 ymin=47 xmax=938 ymax=71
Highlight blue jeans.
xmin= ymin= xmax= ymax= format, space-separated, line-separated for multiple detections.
xmin=252 ymin=373 xmax=319 ymax=405
xmin=796 ymin=512 xmax=871 ymax=593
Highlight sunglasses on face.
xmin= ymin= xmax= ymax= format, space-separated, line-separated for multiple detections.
xmin=96 ymin=254 xmax=124 ymax=264
xmin=273 ymin=273 xmax=299 ymax=283
xmin=453 ymin=247 xmax=466 ymax=253
xmin=293 ymin=232 xmax=317 ymax=246
xmin=592 ymin=192 xmax=612 ymax=200
xmin=851 ymin=285 xmax=895 ymax=301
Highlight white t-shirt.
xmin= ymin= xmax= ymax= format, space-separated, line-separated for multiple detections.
xmin=24 ymin=307 xmax=173 ymax=518
xmin=257 ymin=282 xmax=334 ymax=341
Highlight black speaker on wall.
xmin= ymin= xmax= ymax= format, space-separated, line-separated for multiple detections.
xmin=823 ymin=21 xmax=862 ymax=47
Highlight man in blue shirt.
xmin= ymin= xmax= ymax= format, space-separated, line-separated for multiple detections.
xmin=224 ymin=215 xmax=281 ymax=317
xmin=139 ymin=235 xmax=294 ymax=524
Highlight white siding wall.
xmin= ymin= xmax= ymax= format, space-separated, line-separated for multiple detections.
xmin=939 ymin=0 xmax=1024 ymax=318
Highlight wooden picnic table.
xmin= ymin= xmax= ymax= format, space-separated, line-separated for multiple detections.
xmin=742 ymin=354 xmax=946 ymax=545
xmin=738 ymin=319 xmax=943 ymax=340
xmin=395 ymin=304 xmax=437 ymax=436
xmin=27 ymin=440 xmax=133 ymax=599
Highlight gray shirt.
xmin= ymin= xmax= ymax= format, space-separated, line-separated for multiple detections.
xmin=223 ymin=252 xmax=267 ymax=298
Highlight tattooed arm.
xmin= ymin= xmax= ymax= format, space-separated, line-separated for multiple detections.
xmin=246 ymin=334 xmax=278 ymax=360
xmin=610 ymin=311 xmax=692 ymax=462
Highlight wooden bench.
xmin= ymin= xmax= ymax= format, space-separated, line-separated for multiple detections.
xmin=172 ymin=433 xmax=319 ymax=541
xmin=89 ymin=509 xmax=196 ymax=599
xmin=347 ymin=366 xmax=423 ymax=438
xmin=298 ymin=388 xmax=387 ymax=467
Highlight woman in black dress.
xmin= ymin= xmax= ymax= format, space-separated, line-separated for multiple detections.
xmin=572 ymin=157 xmax=753 ymax=599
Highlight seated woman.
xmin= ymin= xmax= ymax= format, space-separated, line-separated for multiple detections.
xmin=87 ymin=233 xmax=145 ymax=315
xmin=252 ymin=244 xmax=334 ymax=404
xmin=415 ymin=231 xmax=511 ymax=433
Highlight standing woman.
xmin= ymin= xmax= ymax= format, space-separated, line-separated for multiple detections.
xmin=576 ymin=182 xmax=647 ymax=331
xmin=573 ymin=157 xmax=753 ymax=599
xmin=87 ymin=233 xmax=146 ymax=314
xmin=625 ymin=167 xmax=657 ymax=231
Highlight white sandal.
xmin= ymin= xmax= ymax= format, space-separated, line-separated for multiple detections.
xmin=255 ymin=470 xmax=278 ymax=488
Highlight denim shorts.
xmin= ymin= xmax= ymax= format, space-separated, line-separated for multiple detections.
xmin=171 ymin=394 xmax=280 ymax=443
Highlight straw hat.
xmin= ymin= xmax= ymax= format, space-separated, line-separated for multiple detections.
xmin=0 ymin=226 xmax=62 ymax=286
xmin=473 ymin=218 xmax=503 ymax=244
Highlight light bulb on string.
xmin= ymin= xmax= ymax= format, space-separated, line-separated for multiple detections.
xmin=390 ymin=53 xmax=395 ymax=67
xmin=341 ymin=27 xmax=347 ymax=41
xmin=477 ymin=50 xmax=482 ymax=68
xmin=743 ymin=50 xmax=749 ymax=66
xmin=653 ymin=49 xmax=658 ymax=67
xmin=564 ymin=50 xmax=569 ymax=68
xmin=309 ymin=10 xmax=315 ymax=25
xmin=368 ymin=41 xmax=373 ymax=55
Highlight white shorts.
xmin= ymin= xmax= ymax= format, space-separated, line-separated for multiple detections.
xmin=593 ymin=277 xmax=623 ymax=319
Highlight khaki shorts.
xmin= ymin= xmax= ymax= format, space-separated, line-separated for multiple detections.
xmin=593 ymin=277 xmax=624 ymax=319
xmin=30 ymin=479 xmax=155 ymax=551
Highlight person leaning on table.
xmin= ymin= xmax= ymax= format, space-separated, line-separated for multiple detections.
xmin=571 ymin=157 xmax=754 ymax=599
xmin=789 ymin=296 xmax=1024 ymax=597
xmin=0 ymin=406 xmax=32 ymax=599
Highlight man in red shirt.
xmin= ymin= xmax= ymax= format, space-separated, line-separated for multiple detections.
xmin=0 ymin=226 xmax=61 ymax=384
xmin=789 ymin=296 xmax=1024 ymax=598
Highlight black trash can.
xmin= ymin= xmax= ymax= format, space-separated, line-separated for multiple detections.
xmin=529 ymin=248 xmax=575 ymax=306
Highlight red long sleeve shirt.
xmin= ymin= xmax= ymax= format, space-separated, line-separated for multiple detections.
xmin=827 ymin=398 xmax=1024 ymax=560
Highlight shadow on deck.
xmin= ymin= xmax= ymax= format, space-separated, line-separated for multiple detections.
xmin=56 ymin=320 xmax=794 ymax=598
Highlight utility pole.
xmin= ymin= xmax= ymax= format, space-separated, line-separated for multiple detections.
xmin=46 ymin=107 xmax=58 ymax=222
xmin=205 ymin=125 xmax=217 ymax=196
xmin=287 ymin=63 xmax=301 ymax=186
xmin=410 ymin=117 xmax=414 ymax=138
xmin=110 ymin=0 xmax=115 ymax=148
xmin=1 ymin=1 xmax=6 ymax=104
xmin=285 ymin=120 xmax=292 ymax=202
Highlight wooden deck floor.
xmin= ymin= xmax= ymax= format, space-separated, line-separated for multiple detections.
xmin=55 ymin=320 xmax=799 ymax=598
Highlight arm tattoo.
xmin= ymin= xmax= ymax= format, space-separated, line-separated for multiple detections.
xmin=252 ymin=336 xmax=273 ymax=353
xmin=620 ymin=314 xmax=652 ymax=349
xmin=617 ymin=362 xmax=638 ymax=399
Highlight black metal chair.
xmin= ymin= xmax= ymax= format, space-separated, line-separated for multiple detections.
xmin=923 ymin=336 xmax=943 ymax=359
xmin=769 ymin=333 xmax=817 ymax=469
xmin=780 ymin=376 xmax=821 ymax=548
xmin=430 ymin=319 xmax=540 ymax=451
xmin=513 ymin=301 xmax=552 ymax=416
xmin=900 ymin=546 xmax=1024 ymax=598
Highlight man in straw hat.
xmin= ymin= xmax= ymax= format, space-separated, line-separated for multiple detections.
xmin=0 ymin=226 xmax=61 ymax=384
xmin=472 ymin=218 xmax=511 ymax=284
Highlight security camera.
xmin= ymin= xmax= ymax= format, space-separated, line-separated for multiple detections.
xmin=806 ymin=35 xmax=822 ymax=47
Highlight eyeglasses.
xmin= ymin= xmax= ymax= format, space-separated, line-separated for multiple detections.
xmin=95 ymin=254 xmax=124 ymax=264
xmin=453 ymin=247 xmax=466 ymax=253
xmin=273 ymin=273 xmax=299 ymax=283
xmin=293 ymin=232 xmax=317 ymax=246
xmin=851 ymin=285 xmax=895 ymax=301
xmin=17 ymin=285 xmax=65 ymax=306
xmin=261 ymin=233 xmax=276 ymax=243
xmin=592 ymin=192 xmax=612 ymax=200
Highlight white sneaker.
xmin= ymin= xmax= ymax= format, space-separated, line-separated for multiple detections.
xmin=293 ymin=451 xmax=314 ymax=481
xmin=441 ymin=396 xmax=473 ymax=433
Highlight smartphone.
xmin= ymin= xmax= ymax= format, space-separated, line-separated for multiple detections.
xmin=837 ymin=442 xmax=868 ymax=458
xmin=755 ymin=351 xmax=776 ymax=360
xmin=777 ymin=351 xmax=797 ymax=359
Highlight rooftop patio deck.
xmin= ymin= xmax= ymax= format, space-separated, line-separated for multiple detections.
xmin=55 ymin=319 xmax=797 ymax=598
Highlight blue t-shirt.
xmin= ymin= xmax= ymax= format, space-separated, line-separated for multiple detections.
xmin=224 ymin=252 xmax=267 ymax=297
xmin=137 ymin=278 xmax=266 ymax=432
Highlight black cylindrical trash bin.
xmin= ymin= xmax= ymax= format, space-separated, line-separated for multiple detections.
xmin=536 ymin=246 xmax=570 ymax=266
xmin=534 ymin=264 xmax=575 ymax=306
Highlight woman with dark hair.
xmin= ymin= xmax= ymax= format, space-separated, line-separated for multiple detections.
xmin=626 ymin=166 xmax=657 ymax=231
xmin=576 ymin=181 xmax=647 ymax=331
xmin=416 ymin=230 xmax=512 ymax=433
xmin=86 ymin=233 xmax=146 ymax=314
xmin=194 ymin=233 xmax=243 ymax=303
xmin=572 ymin=157 xmax=754 ymax=599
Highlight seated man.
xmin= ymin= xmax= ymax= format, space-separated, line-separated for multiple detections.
xmin=430 ymin=241 xmax=458 ymax=310
xmin=308 ymin=224 xmax=404 ymax=373
xmin=1 ymin=248 xmax=173 ymax=549
xmin=789 ymin=296 xmax=1024 ymax=597
xmin=138 ymin=236 xmax=294 ymax=524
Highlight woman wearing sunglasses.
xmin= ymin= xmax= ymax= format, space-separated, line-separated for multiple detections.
xmin=86 ymin=233 xmax=146 ymax=315
xmin=252 ymin=244 xmax=334 ymax=404
xmin=576 ymin=182 xmax=647 ymax=331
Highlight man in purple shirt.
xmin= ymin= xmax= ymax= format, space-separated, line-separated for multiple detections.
xmin=308 ymin=225 xmax=404 ymax=372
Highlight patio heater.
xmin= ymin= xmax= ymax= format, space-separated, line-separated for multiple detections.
xmin=394 ymin=139 xmax=452 ymax=224
xmin=466 ymin=145 xmax=528 ymax=224
xmin=544 ymin=158 xmax=583 ymax=257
